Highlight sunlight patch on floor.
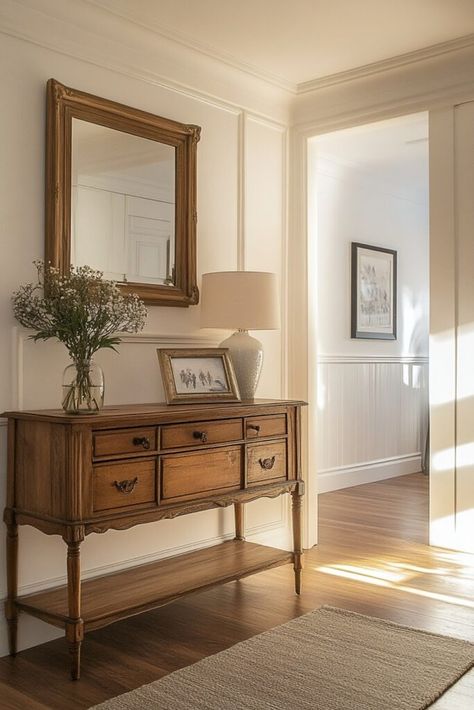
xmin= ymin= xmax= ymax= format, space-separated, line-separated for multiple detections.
xmin=315 ymin=560 xmax=474 ymax=609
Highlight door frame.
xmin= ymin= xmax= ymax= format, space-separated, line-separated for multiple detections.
xmin=288 ymin=93 xmax=473 ymax=550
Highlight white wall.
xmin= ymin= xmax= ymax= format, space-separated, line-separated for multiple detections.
xmin=0 ymin=3 xmax=289 ymax=655
xmin=309 ymin=118 xmax=429 ymax=492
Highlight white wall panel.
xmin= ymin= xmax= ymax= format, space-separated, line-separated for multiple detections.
xmin=241 ymin=115 xmax=288 ymax=539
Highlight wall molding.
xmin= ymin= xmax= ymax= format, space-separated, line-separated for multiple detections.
xmin=3 ymin=2 xmax=473 ymax=127
xmin=33 ymin=0 xmax=474 ymax=100
xmin=86 ymin=0 xmax=295 ymax=93
xmin=118 ymin=331 xmax=224 ymax=345
xmin=318 ymin=453 xmax=422 ymax=494
xmin=317 ymin=354 xmax=429 ymax=365
xmin=297 ymin=34 xmax=474 ymax=94
xmin=11 ymin=328 xmax=226 ymax=410
xmin=0 ymin=0 xmax=289 ymax=124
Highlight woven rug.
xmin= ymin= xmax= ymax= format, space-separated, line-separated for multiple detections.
xmin=90 ymin=606 xmax=474 ymax=710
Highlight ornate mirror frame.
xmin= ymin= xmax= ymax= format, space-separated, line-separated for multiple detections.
xmin=45 ymin=79 xmax=201 ymax=306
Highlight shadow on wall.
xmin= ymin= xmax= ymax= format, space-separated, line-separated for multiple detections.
xmin=401 ymin=285 xmax=428 ymax=357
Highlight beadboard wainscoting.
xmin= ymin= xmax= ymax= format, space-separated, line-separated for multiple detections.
xmin=317 ymin=355 xmax=428 ymax=493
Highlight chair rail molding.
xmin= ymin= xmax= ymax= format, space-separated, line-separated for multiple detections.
xmin=317 ymin=354 xmax=429 ymax=365
xmin=11 ymin=327 xmax=224 ymax=411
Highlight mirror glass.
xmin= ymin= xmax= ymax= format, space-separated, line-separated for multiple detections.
xmin=71 ymin=118 xmax=176 ymax=286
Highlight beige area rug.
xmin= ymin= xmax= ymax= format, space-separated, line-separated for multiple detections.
xmin=91 ymin=606 xmax=474 ymax=710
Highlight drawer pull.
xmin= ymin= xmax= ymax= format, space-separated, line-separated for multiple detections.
xmin=259 ymin=456 xmax=276 ymax=470
xmin=133 ymin=436 xmax=150 ymax=450
xmin=113 ymin=477 xmax=139 ymax=494
xmin=193 ymin=431 xmax=208 ymax=443
xmin=247 ymin=424 xmax=260 ymax=435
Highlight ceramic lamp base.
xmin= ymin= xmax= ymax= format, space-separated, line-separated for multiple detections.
xmin=219 ymin=330 xmax=263 ymax=400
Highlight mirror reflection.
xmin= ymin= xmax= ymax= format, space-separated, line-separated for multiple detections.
xmin=71 ymin=119 xmax=176 ymax=286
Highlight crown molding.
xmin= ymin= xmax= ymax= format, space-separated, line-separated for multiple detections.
xmin=82 ymin=2 xmax=474 ymax=99
xmin=297 ymin=33 xmax=474 ymax=95
xmin=10 ymin=1 xmax=474 ymax=106
xmin=0 ymin=0 xmax=290 ymax=123
xmin=85 ymin=0 xmax=296 ymax=94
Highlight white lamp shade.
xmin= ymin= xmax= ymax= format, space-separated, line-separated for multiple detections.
xmin=200 ymin=271 xmax=280 ymax=331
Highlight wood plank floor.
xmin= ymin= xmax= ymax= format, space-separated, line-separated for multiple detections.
xmin=0 ymin=472 xmax=473 ymax=709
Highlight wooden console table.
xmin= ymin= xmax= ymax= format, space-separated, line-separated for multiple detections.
xmin=3 ymin=399 xmax=305 ymax=679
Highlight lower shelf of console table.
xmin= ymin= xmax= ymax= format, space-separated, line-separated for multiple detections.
xmin=17 ymin=540 xmax=293 ymax=631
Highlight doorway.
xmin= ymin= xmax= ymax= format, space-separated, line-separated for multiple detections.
xmin=307 ymin=112 xmax=430 ymax=540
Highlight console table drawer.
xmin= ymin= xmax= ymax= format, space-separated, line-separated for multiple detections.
xmin=247 ymin=441 xmax=287 ymax=485
xmin=161 ymin=419 xmax=243 ymax=449
xmin=161 ymin=447 xmax=241 ymax=502
xmin=93 ymin=427 xmax=157 ymax=459
xmin=93 ymin=459 xmax=157 ymax=512
xmin=245 ymin=415 xmax=287 ymax=439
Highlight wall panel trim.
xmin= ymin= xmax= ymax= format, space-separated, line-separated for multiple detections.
xmin=12 ymin=328 xmax=225 ymax=410
xmin=317 ymin=354 xmax=429 ymax=364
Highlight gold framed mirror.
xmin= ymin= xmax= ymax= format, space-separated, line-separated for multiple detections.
xmin=45 ymin=79 xmax=201 ymax=306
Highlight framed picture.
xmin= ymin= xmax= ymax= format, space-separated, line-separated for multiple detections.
xmin=351 ymin=242 xmax=397 ymax=340
xmin=157 ymin=348 xmax=241 ymax=404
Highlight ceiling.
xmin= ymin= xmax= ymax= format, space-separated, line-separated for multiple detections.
xmin=90 ymin=0 xmax=474 ymax=86
xmin=311 ymin=112 xmax=429 ymax=204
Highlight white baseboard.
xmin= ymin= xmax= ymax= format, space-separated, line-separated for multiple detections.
xmin=317 ymin=453 xmax=422 ymax=493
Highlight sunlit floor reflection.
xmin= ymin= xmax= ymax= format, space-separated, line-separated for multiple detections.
xmin=315 ymin=549 xmax=474 ymax=609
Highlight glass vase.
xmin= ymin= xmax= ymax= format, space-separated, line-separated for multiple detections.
xmin=62 ymin=359 xmax=105 ymax=414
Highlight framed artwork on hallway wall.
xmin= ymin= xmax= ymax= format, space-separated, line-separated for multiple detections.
xmin=351 ymin=242 xmax=397 ymax=340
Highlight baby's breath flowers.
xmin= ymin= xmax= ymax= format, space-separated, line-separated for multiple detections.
xmin=12 ymin=261 xmax=147 ymax=412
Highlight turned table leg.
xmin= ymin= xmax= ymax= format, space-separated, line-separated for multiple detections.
xmin=291 ymin=487 xmax=304 ymax=595
xmin=234 ymin=502 xmax=245 ymax=541
xmin=64 ymin=529 xmax=84 ymax=680
xmin=4 ymin=509 xmax=18 ymax=656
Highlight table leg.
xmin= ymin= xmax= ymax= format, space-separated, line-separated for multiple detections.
xmin=64 ymin=528 xmax=84 ymax=680
xmin=234 ymin=502 xmax=245 ymax=541
xmin=291 ymin=488 xmax=304 ymax=594
xmin=4 ymin=508 xmax=18 ymax=656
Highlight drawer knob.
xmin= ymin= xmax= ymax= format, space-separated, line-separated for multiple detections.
xmin=259 ymin=456 xmax=276 ymax=470
xmin=247 ymin=424 xmax=260 ymax=435
xmin=193 ymin=431 xmax=208 ymax=443
xmin=113 ymin=477 xmax=138 ymax=494
xmin=133 ymin=436 xmax=150 ymax=450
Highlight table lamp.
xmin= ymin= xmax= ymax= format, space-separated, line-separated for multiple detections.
xmin=200 ymin=271 xmax=280 ymax=400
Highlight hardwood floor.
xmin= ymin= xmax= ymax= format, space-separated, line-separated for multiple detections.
xmin=1 ymin=472 xmax=473 ymax=709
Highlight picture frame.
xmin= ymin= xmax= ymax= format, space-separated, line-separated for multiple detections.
xmin=157 ymin=348 xmax=241 ymax=404
xmin=351 ymin=242 xmax=397 ymax=340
